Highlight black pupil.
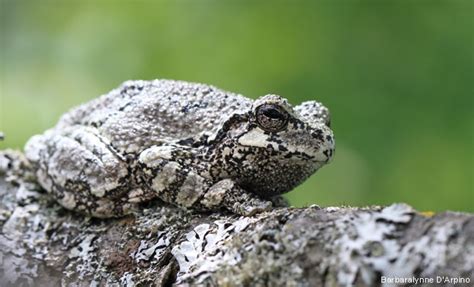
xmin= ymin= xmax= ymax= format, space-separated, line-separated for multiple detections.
xmin=263 ymin=107 xmax=283 ymax=119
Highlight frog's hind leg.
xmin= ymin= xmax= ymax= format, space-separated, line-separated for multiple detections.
xmin=25 ymin=126 xmax=135 ymax=218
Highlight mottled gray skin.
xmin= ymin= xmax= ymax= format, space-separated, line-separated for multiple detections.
xmin=24 ymin=80 xmax=335 ymax=218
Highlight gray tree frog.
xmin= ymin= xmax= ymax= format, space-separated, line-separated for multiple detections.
xmin=24 ymin=80 xmax=335 ymax=218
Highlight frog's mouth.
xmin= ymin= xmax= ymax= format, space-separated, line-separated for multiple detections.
xmin=237 ymin=124 xmax=335 ymax=164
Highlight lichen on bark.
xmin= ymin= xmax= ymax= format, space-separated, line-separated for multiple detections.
xmin=0 ymin=150 xmax=473 ymax=286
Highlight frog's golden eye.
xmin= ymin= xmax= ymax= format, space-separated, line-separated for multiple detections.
xmin=256 ymin=104 xmax=289 ymax=132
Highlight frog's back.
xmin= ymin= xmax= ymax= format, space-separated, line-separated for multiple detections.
xmin=56 ymin=80 xmax=253 ymax=153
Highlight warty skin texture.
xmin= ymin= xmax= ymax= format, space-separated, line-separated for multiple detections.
xmin=24 ymin=80 xmax=335 ymax=217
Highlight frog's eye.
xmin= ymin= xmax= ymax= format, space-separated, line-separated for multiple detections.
xmin=256 ymin=104 xmax=289 ymax=132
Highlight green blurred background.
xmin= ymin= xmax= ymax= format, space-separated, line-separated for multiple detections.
xmin=1 ymin=1 xmax=472 ymax=212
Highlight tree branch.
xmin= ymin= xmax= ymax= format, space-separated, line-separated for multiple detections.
xmin=0 ymin=150 xmax=472 ymax=286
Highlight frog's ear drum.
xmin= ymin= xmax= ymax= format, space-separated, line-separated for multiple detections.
xmin=255 ymin=104 xmax=289 ymax=132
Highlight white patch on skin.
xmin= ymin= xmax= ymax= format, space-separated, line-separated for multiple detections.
xmin=59 ymin=192 xmax=77 ymax=209
xmin=238 ymin=128 xmax=271 ymax=148
xmin=202 ymin=179 xmax=234 ymax=208
xmin=128 ymin=188 xmax=145 ymax=203
xmin=151 ymin=162 xmax=181 ymax=192
xmin=285 ymin=125 xmax=334 ymax=162
xmin=238 ymin=124 xmax=333 ymax=163
xmin=221 ymin=147 xmax=233 ymax=157
xmin=139 ymin=145 xmax=175 ymax=168
xmin=125 ymin=143 xmax=140 ymax=153
xmin=90 ymin=181 xmax=118 ymax=198
xmin=176 ymin=172 xmax=207 ymax=207
xmin=88 ymin=160 xmax=127 ymax=197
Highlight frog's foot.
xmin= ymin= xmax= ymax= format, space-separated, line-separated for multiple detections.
xmin=138 ymin=144 xmax=199 ymax=204
xmin=269 ymin=195 xmax=290 ymax=208
xmin=25 ymin=126 xmax=132 ymax=217
xmin=228 ymin=193 xmax=273 ymax=216
xmin=82 ymin=197 xmax=136 ymax=218
xmin=201 ymin=179 xmax=273 ymax=216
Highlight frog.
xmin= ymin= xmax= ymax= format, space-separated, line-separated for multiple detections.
xmin=24 ymin=79 xmax=335 ymax=218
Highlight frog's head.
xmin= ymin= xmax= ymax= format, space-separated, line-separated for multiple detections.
xmin=212 ymin=94 xmax=335 ymax=197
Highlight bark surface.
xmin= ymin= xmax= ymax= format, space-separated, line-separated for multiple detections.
xmin=0 ymin=150 xmax=473 ymax=286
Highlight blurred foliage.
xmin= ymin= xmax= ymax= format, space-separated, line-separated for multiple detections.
xmin=0 ymin=0 xmax=472 ymax=212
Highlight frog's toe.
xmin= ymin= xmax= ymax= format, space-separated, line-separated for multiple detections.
xmin=270 ymin=196 xmax=290 ymax=207
xmin=235 ymin=200 xmax=273 ymax=216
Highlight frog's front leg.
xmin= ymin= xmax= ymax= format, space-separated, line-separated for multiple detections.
xmin=139 ymin=146 xmax=273 ymax=216
xmin=25 ymin=126 xmax=139 ymax=218
xmin=201 ymin=179 xmax=273 ymax=216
